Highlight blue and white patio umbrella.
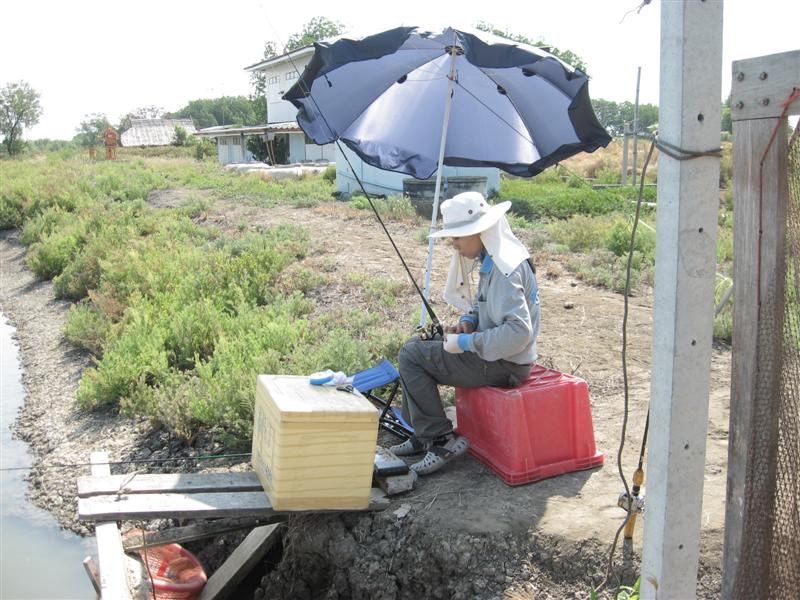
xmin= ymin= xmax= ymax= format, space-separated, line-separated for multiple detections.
xmin=285 ymin=26 xmax=611 ymax=325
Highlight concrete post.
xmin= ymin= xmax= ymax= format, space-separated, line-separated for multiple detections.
xmin=622 ymin=123 xmax=631 ymax=185
xmin=640 ymin=1 xmax=723 ymax=598
xmin=632 ymin=67 xmax=641 ymax=186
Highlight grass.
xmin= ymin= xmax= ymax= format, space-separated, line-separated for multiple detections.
xmin=0 ymin=155 xmax=397 ymax=444
xmin=0 ymin=144 xmax=739 ymax=441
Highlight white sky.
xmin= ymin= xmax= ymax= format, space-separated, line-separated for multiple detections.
xmin=2 ymin=0 xmax=797 ymax=140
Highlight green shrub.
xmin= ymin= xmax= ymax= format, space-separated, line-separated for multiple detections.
xmin=3 ymin=154 xmax=414 ymax=444
xmin=77 ymin=307 xmax=171 ymax=408
xmin=64 ymin=302 xmax=112 ymax=356
xmin=604 ymin=217 xmax=656 ymax=262
xmin=282 ymin=266 xmax=327 ymax=294
xmin=596 ymin=168 xmax=620 ymax=184
xmin=322 ymin=164 xmax=336 ymax=183
xmin=20 ymin=206 xmax=73 ymax=245
xmin=350 ymin=194 xmax=416 ymax=220
xmin=717 ymin=227 xmax=733 ymax=264
xmin=364 ymin=277 xmax=407 ymax=308
xmin=568 ymin=248 xmax=653 ymax=294
xmin=26 ymin=227 xmax=84 ymax=279
xmin=546 ymin=215 xmax=610 ymax=252
xmin=500 ymin=180 xmax=626 ymax=220
xmin=713 ymin=278 xmax=733 ymax=343
xmin=0 ymin=194 xmax=24 ymax=229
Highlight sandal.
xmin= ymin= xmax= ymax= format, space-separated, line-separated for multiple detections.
xmin=389 ymin=436 xmax=427 ymax=456
xmin=410 ymin=434 xmax=470 ymax=476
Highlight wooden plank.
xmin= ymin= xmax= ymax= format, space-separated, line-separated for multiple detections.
xmin=731 ymin=50 xmax=800 ymax=121
xmin=83 ymin=556 xmax=101 ymax=598
xmin=90 ymin=452 xmax=130 ymax=600
xmin=78 ymin=471 xmax=264 ymax=498
xmin=122 ymin=517 xmax=284 ymax=552
xmin=197 ymin=524 xmax=282 ymax=600
xmin=80 ymin=488 xmax=390 ymax=521
xmin=722 ymin=116 xmax=789 ymax=599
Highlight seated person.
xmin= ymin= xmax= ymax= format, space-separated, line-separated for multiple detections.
xmin=391 ymin=191 xmax=540 ymax=475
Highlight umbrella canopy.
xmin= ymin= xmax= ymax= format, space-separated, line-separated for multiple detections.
xmin=284 ymin=26 xmax=611 ymax=179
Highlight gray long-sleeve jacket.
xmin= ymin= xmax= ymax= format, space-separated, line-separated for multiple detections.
xmin=459 ymin=254 xmax=540 ymax=365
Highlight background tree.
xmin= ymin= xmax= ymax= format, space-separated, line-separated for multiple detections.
xmin=173 ymin=124 xmax=189 ymax=146
xmin=475 ymin=22 xmax=588 ymax=74
xmin=73 ymin=113 xmax=111 ymax=148
xmin=168 ymin=96 xmax=261 ymax=128
xmin=285 ymin=17 xmax=344 ymax=52
xmin=0 ymin=81 xmax=43 ymax=155
xmin=249 ymin=41 xmax=277 ymax=123
xmin=246 ymin=137 xmax=270 ymax=163
xmin=589 ymin=98 xmax=659 ymax=137
xmin=119 ymin=105 xmax=166 ymax=132
xmin=721 ymin=93 xmax=732 ymax=134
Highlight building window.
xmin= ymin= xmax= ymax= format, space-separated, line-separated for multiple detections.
xmin=268 ymin=75 xmax=279 ymax=84
xmin=285 ymin=71 xmax=298 ymax=81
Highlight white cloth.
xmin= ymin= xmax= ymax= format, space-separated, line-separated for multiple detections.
xmin=443 ymin=333 xmax=464 ymax=354
xmin=309 ymin=370 xmax=353 ymax=386
xmin=441 ymin=215 xmax=530 ymax=310
xmin=442 ymin=253 xmax=477 ymax=312
xmin=479 ymin=216 xmax=530 ymax=277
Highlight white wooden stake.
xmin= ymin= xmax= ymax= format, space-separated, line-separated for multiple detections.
xmin=640 ymin=2 xmax=723 ymax=598
xmin=419 ymin=34 xmax=458 ymax=328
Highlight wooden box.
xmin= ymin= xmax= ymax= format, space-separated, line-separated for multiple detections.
xmin=252 ymin=375 xmax=379 ymax=510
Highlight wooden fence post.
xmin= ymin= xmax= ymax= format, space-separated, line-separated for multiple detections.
xmin=722 ymin=49 xmax=799 ymax=599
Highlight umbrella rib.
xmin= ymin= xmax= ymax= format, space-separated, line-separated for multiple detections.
xmin=452 ymin=74 xmax=536 ymax=149
xmin=337 ymin=51 xmax=446 ymax=142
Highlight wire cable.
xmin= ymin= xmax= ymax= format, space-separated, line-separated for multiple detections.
xmin=0 ymin=452 xmax=253 ymax=472
xmin=594 ymin=137 xmax=656 ymax=595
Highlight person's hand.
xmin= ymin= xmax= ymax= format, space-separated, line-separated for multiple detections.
xmin=443 ymin=333 xmax=464 ymax=354
xmin=455 ymin=320 xmax=475 ymax=334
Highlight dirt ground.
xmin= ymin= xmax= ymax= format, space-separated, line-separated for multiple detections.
xmin=1 ymin=190 xmax=730 ymax=598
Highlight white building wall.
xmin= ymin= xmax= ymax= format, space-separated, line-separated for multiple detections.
xmin=334 ymin=145 xmax=501 ymax=196
xmin=304 ymin=142 xmax=335 ymax=162
xmin=263 ymin=55 xmax=312 ymax=125
xmin=288 ymin=133 xmax=306 ymax=163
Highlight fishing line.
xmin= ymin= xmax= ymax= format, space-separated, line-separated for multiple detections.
xmin=263 ymin=18 xmax=443 ymax=336
xmin=0 ymin=452 xmax=253 ymax=472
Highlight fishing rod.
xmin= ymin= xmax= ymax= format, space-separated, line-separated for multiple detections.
xmin=274 ymin=33 xmax=444 ymax=340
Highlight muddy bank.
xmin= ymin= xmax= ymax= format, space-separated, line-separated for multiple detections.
xmin=0 ymin=230 xmax=250 ymax=540
xmin=1 ymin=195 xmax=728 ymax=597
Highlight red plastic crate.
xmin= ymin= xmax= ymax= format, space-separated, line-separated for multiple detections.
xmin=455 ymin=364 xmax=604 ymax=485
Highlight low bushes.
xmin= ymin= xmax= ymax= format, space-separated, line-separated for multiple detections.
xmin=0 ymin=156 xmax=381 ymax=443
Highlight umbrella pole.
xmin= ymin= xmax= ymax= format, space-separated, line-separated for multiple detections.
xmin=419 ymin=38 xmax=459 ymax=329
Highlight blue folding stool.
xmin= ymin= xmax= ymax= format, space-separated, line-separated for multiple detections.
xmin=352 ymin=359 xmax=414 ymax=440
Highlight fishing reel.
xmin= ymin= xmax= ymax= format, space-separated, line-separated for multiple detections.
xmin=415 ymin=322 xmax=444 ymax=341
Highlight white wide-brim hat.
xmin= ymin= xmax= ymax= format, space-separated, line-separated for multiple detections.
xmin=429 ymin=192 xmax=512 ymax=239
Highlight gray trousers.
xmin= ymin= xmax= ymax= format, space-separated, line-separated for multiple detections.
xmin=398 ymin=337 xmax=531 ymax=443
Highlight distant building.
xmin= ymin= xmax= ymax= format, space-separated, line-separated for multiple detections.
xmin=120 ymin=119 xmax=196 ymax=147
xmin=242 ymin=47 xmax=335 ymax=165
xmin=197 ymin=48 xmax=335 ymax=167
xmin=243 ymin=39 xmax=498 ymax=196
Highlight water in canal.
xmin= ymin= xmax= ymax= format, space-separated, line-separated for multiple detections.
xmin=1 ymin=313 xmax=96 ymax=599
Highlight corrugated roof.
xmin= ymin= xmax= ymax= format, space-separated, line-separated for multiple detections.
xmin=194 ymin=122 xmax=301 ymax=137
xmin=120 ymin=119 xmax=197 ymax=147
